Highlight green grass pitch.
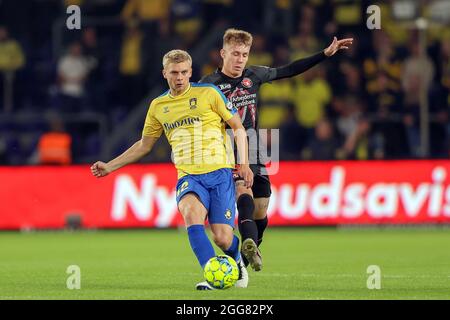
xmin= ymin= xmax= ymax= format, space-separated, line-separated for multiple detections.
xmin=0 ymin=227 xmax=449 ymax=299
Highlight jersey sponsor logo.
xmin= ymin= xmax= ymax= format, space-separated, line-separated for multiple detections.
xmin=241 ymin=78 xmax=253 ymax=88
xmin=218 ymin=83 xmax=232 ymax=90
xmin=163 ymin=117 xmax=201 ymax=132
xmin=228 ymin=88 xmax=257 ymax=126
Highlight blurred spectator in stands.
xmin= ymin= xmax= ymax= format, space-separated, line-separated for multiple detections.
xmin=328 ymin=31 xmax=366 ymax=100
xmin=57 ymin=42 xmax=90 ymax=113
xmin=247 ymin=34 xmax=273 ymax=67
xmin=202 ymin=0 xmax=234 ymax=31
xmin=81 ymin=27 xmax=106 ymax=111
xmin=299 ymin=3 xmax=316 ymax=27
xmin=338 ymin=63 xmax=365 ymax=100
xmin=365 ymin=69 xmax=409 ymax=159
xmin=0 ymin=26 xmax=25 ymax=72
xmin=335 ymin=96 xmax=362 ymax=141
xmin=121 ymin=0 xmax=172 ymax=31
xmin=376 ymin=1 xmax=409 ymax=47
xmin=273 ymin=43 xmax=290 ymax=67
xmin=36 ymin=116 xmax=72 ymax=165
xmin=259 ymin=45 xmax=292 ymax=129
xmin=119 ymin=20 xmax=144 ymax=108
xmin=0 ymin=26 xmax=25 ymax=113
xmin=231 ymin=1 xmax=264 ymax=30
xmin=364 ymin=31 xmax=403 ymax=116
xmin=301 ymin=118 xmax=342 ymax=160
xmin=146 ymin=19 xmax=179 ymax=88
xmin=279 ymin=104 xmax=306 ymax=160
xmin=402 ymin=38 xmax=435 ymax=157
xmin=263 ymin=0 xmax=293 ymax=36
xmin=289 ymin=15 xmax=320 ymax=60
xmin=292 ymin=65 xmax=331 ymax=137
xmin=259 ymin=78 xmax=293 ymax=129
xmin=429 ymin=35 xmax=450 ymax=157
xmin=367 ymin=70 xmax=403 ymax=117
xmin=201 ymin=48 xmax=222 ymax=77
xmin=334 ymin=96 xmax=374 ymax=160
xmin=436 ymin=36 xmax=450 ymax=103
xmin=121 ymin=0 xmax=171 ymax=68
xmin=342 ymin=117 xmax=375 ymax=160
xmin=363 ymin=33 xmax=402 ymax=155
xmin=172 ymin=0 xmax=202 ymax=49
xmin=332 ymin=0 xmax=361 ymax=33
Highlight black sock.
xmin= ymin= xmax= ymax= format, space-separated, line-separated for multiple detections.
xmin=255 ymin=216 xmax=268 ymax=247
xmin=237 ymin=194 xmax=258 ymax=266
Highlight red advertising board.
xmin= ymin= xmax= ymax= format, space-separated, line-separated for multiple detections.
xmin=1 ymin=161 xmax=450 ymax=229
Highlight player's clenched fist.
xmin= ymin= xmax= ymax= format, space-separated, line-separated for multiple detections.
xmin=91 ymin=161 xmax=111 ymax=178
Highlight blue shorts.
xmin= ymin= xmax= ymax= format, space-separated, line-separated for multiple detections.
xmin=176 ymin=168 xmax=236 ymax=227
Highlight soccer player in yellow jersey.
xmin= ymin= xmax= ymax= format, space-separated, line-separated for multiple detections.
xmin=91 ymin=49 xmax=253 ymax=290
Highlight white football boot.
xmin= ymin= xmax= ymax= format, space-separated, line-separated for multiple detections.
xmin=235 ymin=258 xmax=249 ymax=288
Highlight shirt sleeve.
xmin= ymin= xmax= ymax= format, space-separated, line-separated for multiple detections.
xmin=250 ymin=51 xmax=328 ymax=83
xmin=209 ymin=85 xmax=236 ymax=122
xmin=142 ymin=101 xmax=163 ymax=137
xmin=272 ymin=51 xmax=327 ymax=80
xmin=250 ymin=65 xmax=278 ymax=84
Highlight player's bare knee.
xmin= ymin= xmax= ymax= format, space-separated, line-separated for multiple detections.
xmin=253 ymin=208 xmax=267 ymax=220
xmin=184 ymin=212 xmax=205 ymax=225
xmin=178 ymin=195 xmax=206 ymax=225
xmin=253 ymin=198 xmax=269 ymax=220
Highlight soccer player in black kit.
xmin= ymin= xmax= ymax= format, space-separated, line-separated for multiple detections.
xmin=200 ymin=29 xmax=353 ymax=288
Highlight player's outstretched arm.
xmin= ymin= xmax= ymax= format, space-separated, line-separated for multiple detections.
xmin=226 ymin=114 xmax=254 ymax=188
xmin=267 ymin=36 xmax=354 ymax=81
xmin=91 ymin=135 xmax=159 ymax=178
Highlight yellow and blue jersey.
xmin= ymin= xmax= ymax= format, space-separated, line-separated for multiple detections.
xmin=142 ymin=83 xmax=237 ymax=178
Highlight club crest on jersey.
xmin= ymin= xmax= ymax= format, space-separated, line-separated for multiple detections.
xmin=241 ymin=78 xmax=253 ymax=88
xmin=189 ymin=98 xmax=197 ymax=110
xmin=225 ymin=209 xmax=232 ymax=220
xmin=163 ymin=106 xmax=170 ymax=113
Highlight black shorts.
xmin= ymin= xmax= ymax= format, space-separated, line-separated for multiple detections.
xmin=232 ymin=164 xmax=272 ymax=198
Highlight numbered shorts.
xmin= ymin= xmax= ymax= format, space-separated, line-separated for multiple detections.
xmin=176 ymin=168 xmax=236 ymax=227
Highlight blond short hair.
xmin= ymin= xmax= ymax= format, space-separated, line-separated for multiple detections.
xmin=223 ymin=28 xmax=253 ymax=47
xmin=162 ymin=49 xmax=192 ymax=69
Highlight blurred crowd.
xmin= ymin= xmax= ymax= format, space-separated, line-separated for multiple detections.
xmin=0 ymin=0 xmax=449 ymax=165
